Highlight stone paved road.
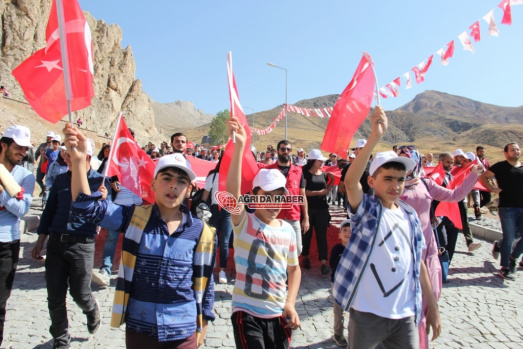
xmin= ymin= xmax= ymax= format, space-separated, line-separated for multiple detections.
xmin=3 ymin=204 xmax=523 ymax=348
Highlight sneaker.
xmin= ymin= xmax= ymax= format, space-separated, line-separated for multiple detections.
xmin=509 ymin=258 xmax=517 ymax=274
xmin=86 ymin=299 xmax=101 ymax=334
xmin=474 ymin=206 xmax=482 ymax=219
xmin=302 ymin=258 xmax=311 ymax=270
xmin=321 ymin=264 xmax=331 ymax=275
xmin=497 ymin=267 xmax=514 ymax=280
xmin=491 ymin=241 xmax=500 ymax=260
xmin=467 ymin=242 xmax=481 ymax=252
xmin=218 ymin=270 xmax=227 ymax=284
xmin=91 ymin=269 xmax=110 ymax=287
xmin=333 ymin=334 xmax=348 ymax=347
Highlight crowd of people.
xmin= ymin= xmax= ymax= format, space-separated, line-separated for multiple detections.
xmin=0 ymin=112 xmax=522 ymax=348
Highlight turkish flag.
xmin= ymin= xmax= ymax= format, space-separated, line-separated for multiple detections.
xmin=434 ymin=163 xmax=475 ymax=229
xmin=469 ymin=21 xmax=481 ymax=42
xmin=218 ymin=52 xmax=259 ymax=194
xmin=322 ymin=165 xmax=342 ymax=186
xmin=106 ymin=115 xmax=156 ymax=205
xmin=12 ymin=0 xmax=94 ymax=123
xmin=499 ymin=0 xmax=512 ymax=25
xmin=320 ymin=53 xmax=375 ymax=158
xmin=187 ymin=157 xmax=217 ymax=189
xmin=426 ymin=163 xmax=446 ymax=186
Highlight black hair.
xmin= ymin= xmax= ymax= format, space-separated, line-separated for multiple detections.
xmin=276 ymin=140 xmax=291 ymax=150
xmin=504 ymin=142 xmax=518 ymax=153
xmin=156 ymin=166 xmax=190 ymax=180
xmin=341 ymin=222 xmax=351 ymax=229
xmin=372 ymin=161 xmax=406 ymax=178
xmin=170 ymin=132 xmax=187 ymax=144
xmin=207 ymin=156 xmax=223 ymax=176
xmin=0 ymin=137 xmax=14 ymax=155
xmin=303 ymin=159 xmax=316 ymax=172
xmin=97 ymin=144 xmax=110 ymax=160
xmin=128 ymin=128 xmax=135 ymax=138
xmin=476 ymin=145 xmax=484 ymax=152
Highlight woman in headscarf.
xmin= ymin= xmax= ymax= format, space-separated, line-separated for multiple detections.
xmin=397 ymin=145 xmax=483 ymax=349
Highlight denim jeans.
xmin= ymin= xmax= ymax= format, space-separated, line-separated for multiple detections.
xmin=100 ymin=229 xmax=121 ymax=274
xmin=498 ymin=207 xmax=523 ymax=268
xmin=0 ymin=241 xmax=20 ymax=346
xmin=210 ymin=204 xmax=233 ymax=269
xmin=45 ymin=239 xmax=97 ymax=347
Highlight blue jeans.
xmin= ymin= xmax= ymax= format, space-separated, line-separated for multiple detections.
xmin=211 ymin=204 xmax=233 ymax=269
xmin=100 ymin=229 xmax=121 ymax=274
xmin=45 ymin=238 xmax=97 ymax=347
xmin=498 ymin=207 xmax=523 ymax=268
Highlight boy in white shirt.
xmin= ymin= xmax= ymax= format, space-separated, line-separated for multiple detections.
xmin=333 ymin=106 xmax=441 ymax=348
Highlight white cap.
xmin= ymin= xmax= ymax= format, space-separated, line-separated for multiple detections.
xmin=339 ymin=219 xmax=351 ymax=229
xmin=252 ymin=168 xmax=288 ymax=193
xmin=58 ymin=145 xmax=67 ymax=152
xmin=349 ymin=152 xmax=356 ymax=159
xmin=152 ymin=148 xmax=160 ymax=153
xmin=154 ymin=153 xmax=196 ymax=180
xmin=47 ymin=131 xmax=55 ymax=137
xmin=369 ymin=151 xmax=416 ymax=176
xmin=86 ymin=138 xmax=94 ymax=156
xmin=465 ymin=151 xmax=476 ymax=161
xmin=354 ymin=139 xmax=367 ymax=149
xmin=453 ymin=149 xmax=465 ymax=157
xmin=52 ymin=134 xmax=62 ymax=143
xmin=298 ymin=148 xmax=304 ymax=152
xmin=2 ymin=125 xmax=31 ymax=147
xmin=308 ymin=149 xmax=327 ymax=161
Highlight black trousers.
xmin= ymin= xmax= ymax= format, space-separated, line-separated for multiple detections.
xmin=0 ymin=241 xmax=20 ymax=346
xmin=231 ymin=311 xmax=291 ymax=349
xmin=302 ymin=207 xmax=330 ymax=261
xmin=45 ymin=239 xmax=97 ymax=347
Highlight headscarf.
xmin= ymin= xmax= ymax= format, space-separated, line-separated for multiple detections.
xmin=397 ymin=145 xmax=425 ymax=190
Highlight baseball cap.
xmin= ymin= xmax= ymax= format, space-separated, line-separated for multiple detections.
xmin=154 ymin=153 xmax=196 ymax=180
xmin=339 ymin=219 xmax=351 ymax=229
xmin=58 ymin=145 xmax=67 ymax=152
xmin=369 ymin=151 xmax=415 ymax=176
xmin=252 ymin=168 xmax=288 ymax=193
xmin=465 ymin=151 xmax=476 ymax=161
xmin=349 ymin=152 xmax=356 ymax=159
xmin=298 ymin=148 xmax=304 ymax=152
xmin=152 ymin=148 xmax=160 ymax=153
xmin=308 ymin=149 xmax=327 ymax=161
xmin=330 ymin=153 xmax=337 ymax=158
xmin=353 ymin=139 xmax=367 ymax=149
xmin=47 ymin=131 xmax=55 ymax=138
xmin=52 ymin=135 xmax=62 ymax=143
xmin=2 ymin=125 xmax=31 ymax=147
xmin=453 ymin=149 xmax=465 ymax=157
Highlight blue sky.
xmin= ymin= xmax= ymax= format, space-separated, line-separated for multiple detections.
xmin=78 ymin=0 xmax=523 ymax=115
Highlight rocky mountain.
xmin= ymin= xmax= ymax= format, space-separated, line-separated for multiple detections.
xmin=149 ymin=97 xmax=215 ymax=135
xmin=0 ymin=0 xmax=158 ymax=145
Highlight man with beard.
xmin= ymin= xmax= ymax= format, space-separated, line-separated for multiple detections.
xmin=170 ymin=132 xmax=192 ymax=168
xmin=0 ymin=125 xmax=35 ymax=346
xmin=264 ymin=140 xmax=309 ymax=256
xmin=480 ymin=143 xmax=523 ymax=280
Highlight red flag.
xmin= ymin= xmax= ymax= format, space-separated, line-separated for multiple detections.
xmin=320 ymin=53 xmax=376 ymax=158
xmin=425 ymin=163 xmax=445 ymax=186
xmin=442 ymin=41 xmax=455 ymax=64
xmin=434 ymin=163 xmax=475 ymax=229
xmin=187 ymin=157 xmax=217 ymax=189
xmin=322 ymin=165 xmax=342 ymax=186
xmin=218 ymin=52 xmax=259 ymax=194
xmin=12 ymin=0 xmax=94 ymax=123
xmin=106 ymin=115 xmax=156 ymax=205
xmin=469 ymin=21 xmax=481 ymax=42
xmin=498 ymin=0 xmax=512 ymax=25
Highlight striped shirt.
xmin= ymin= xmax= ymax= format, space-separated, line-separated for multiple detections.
xmin=232 ymin=212 xmax=298 ymax=318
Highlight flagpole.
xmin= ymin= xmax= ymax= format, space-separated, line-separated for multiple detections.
xmin=103 ymin=111 xmax=123 ymax=180
xmin=363 ymin=52 xmax=381 ymax=107
xmin=55 ymin=0 xmax=74 ymax=124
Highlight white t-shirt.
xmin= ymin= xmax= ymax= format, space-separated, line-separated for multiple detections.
xmin=203 ymin=173 xmax=219 ymax=205
xmin=351 ymin=205 xmax=422 ymax=319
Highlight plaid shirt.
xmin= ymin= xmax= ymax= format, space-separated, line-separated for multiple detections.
xmin=333 ymin=194 xmax=424 ymax=324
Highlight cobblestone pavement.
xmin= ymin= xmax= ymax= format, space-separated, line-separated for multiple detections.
xmin=3 ymin=203 xmax=523 ymax=348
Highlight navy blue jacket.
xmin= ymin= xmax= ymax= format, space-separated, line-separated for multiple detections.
xmin=37 ymin=168 xmax=111 ymax=237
